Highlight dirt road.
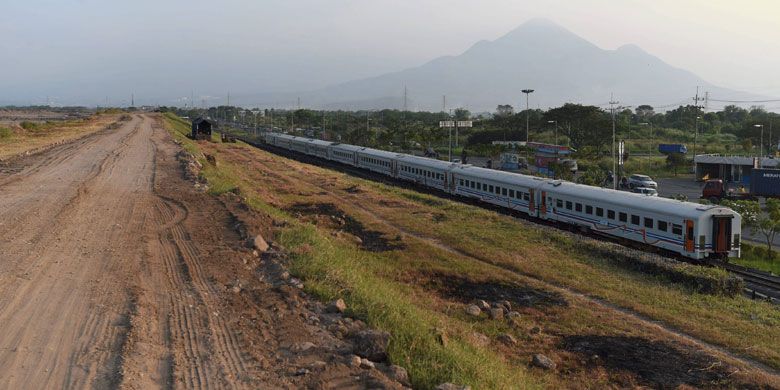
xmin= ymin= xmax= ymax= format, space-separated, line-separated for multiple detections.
xmin=0 ymin=115 xmax=405 ymax=389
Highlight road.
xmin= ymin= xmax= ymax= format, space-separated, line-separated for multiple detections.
xmin=0 ymin=115 xmax=403 ymax=389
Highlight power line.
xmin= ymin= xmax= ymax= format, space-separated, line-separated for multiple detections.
xmin=708 ymin=98 xmax=780 ymax=103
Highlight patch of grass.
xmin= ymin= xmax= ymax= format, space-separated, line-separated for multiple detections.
xmin=0 ymin=127 xmax=12 ymax=140
xmin=734 ymin=243 xmax=780 ymax=275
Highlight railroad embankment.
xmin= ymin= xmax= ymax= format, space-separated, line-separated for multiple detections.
xmin=164 ymin=113 xmax=780 ymax=389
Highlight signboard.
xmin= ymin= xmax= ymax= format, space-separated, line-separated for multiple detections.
xmin=439 ymin=120 xmax=473 ymax=128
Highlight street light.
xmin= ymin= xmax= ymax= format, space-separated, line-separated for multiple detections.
xmin=547 ymin=120 xmax=558 ymax=146
xmin=522 ymin=89 xmax=534 ymax=163
xmin=754 ymin=124 xmax=765 ymax=157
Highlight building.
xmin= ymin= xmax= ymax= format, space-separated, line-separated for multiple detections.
xmin=191 ymin=117 xmax=216 ymax=140
xmin=694 ymin=154 xmax=779 ymax=184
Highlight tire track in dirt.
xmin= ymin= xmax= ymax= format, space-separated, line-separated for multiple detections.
xmin=118 ymin=118 xmax=256 ymax=390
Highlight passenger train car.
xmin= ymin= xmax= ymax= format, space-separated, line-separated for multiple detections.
xmin=260 ymin=132 xmax=741 ymax=260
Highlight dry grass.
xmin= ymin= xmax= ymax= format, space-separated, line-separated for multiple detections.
xmin=0 ymin=114 xmax=120 ymax=160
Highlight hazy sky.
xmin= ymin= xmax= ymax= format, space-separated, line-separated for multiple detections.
xmin=2 ymin=0 xmax=779 ymax=107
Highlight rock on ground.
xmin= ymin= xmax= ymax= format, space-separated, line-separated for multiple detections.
xmin=532 ymin=353 xmax=556 ymax=370
xmin=353 ymin=329 xmax=390 ymax=362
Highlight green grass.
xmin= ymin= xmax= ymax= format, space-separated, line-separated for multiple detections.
xmin=733 ymin=243 xmax=780 ymax=275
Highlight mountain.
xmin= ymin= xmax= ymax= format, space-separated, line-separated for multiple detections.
xmin=283 ymin=18 xmax=762 ymax=112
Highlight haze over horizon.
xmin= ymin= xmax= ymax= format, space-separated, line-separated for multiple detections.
xmin=2 ymin=0 xmax=779 ymax=111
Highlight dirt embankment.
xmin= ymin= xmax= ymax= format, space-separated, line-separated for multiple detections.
xmin=0 ymin=114 xmax=408 ymax=389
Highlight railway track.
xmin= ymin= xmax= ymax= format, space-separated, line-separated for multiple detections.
xmin=717 ymin=262 xmax=780 ymax=302
xmin=234 ymin=133 xmax=780 ymax=304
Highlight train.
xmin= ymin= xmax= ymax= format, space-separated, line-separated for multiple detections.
xmin=260 ymin=132 xmax=742 ymax=260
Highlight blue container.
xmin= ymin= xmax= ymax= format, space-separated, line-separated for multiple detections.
xmin=658 ymin=144 xmax=687 ymax=154
xmin=750 ymin=169 xmax=780 ymax=197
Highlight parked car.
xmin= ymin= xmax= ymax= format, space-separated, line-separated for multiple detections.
xmin=627 ymin=174 xmax=657 ymax=189
xmin=632 ymin=186 xmax=658 ymax=196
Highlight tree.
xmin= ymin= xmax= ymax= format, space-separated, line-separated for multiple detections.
xmin=635 ymin=105 xmax=655 ymax=119
xmin=495 ymin=105 xmax=514 ymax=117
xmin=756 ymin=199 xmax=780 ymax=258
xmin=722 ymin=199 xmax=780 ymax=259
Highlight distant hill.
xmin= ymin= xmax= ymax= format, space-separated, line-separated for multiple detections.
xmin=286 ymin=18 xmax=763 ymax=112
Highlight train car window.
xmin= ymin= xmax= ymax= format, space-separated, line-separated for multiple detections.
xmin=459 ymin=179 xmax=464 ymax=186
xmin=644 ymin=217 xmax=654 ymax=228
xmin=631 ymin=215 xmax=640 ymax=225
xmin=585 ymin=205 xmax=593 ymax=215
xmin=556 ymin=199 xmax=563 ymax=208
xmin=471 ymin=181 xmax=476 ymax=189
xmin=607 ymin=210 xmax=615 ymax=219
xmin=523 ymin=193 xmax=529 ymax=201
xmin=502 ymin=188 xmax=507 ymax=196
xmin=509 ymin=189 xmax=515 ymax=198
xmin=566 ymin=201 xmax=572 ymax=210
xmin=658 ymin=221 xmax=668 ymax=231
xmin=575 ymin=203 xmax=582 ymax=212
xmin=596 ymin=207 xmax=604 ymax=217
xmin=619 ymin=212 xmax=627 ymax=222
xmin=672 ymin=224 xmax=682 ymax=235
xmin=489 ymin=185 xmax=494 ymax=193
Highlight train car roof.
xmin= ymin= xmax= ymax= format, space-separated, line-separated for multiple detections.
xmin=396 ymin=154 xmax=456 ymax=170
xmin=329 ymin=143 xmax=365 ymax=152
xmin=355 ymin=147 xmax=404 ymax=159
xmin=544 ymin=180 xmax=736 ymax=219
xmin=305 ymin=138 xmax=333 ymax=147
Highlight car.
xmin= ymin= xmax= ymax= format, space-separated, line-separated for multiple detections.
xmin=632 ymin=186 xmax=658 ymax=196
xmin=627 ymin=174 xmax=657 ymax=189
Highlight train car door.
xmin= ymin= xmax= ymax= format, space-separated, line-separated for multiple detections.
xmin=391 ymin=161 xmax=398 ymax=178
xmin=712 ymin=216 xmax=732 ymax=253
xmin=529 ymin=189 xmax=536 ymax=214
xmin=684 ymin=220 xmax=695 ymax=252
xmin=540 ymin=191 xmax=547 ymax=216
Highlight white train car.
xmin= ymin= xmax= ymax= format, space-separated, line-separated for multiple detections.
xmin=265 ymin=132 xmax=297 ymax=149
xmin=396 ymin=155 xmax=454 ymax=191
xmin=449 ymin=165 xmax=544 ymax=217
xmin=328 ymin=143 xmax=362 ymax=166
xmin=355 ymin=147 xmax=400 ymax=176
xmin=305 ymin=139 xmax=333 ymax=159
xmin=540 ymin=180 xmax=741 ymax=259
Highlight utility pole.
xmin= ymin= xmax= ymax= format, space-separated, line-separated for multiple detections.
xmin=610 ymin=95 xmax=619 ymax=189
xmin=692 ymin=86 xmax=705 ymax=174
xmin=403 ymin=85 xmax=408 ymax=112
xmin=131 ymin=93 xmax=134 ymax=107
xmin=522 ymin=89 xmax=534 ymax=165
